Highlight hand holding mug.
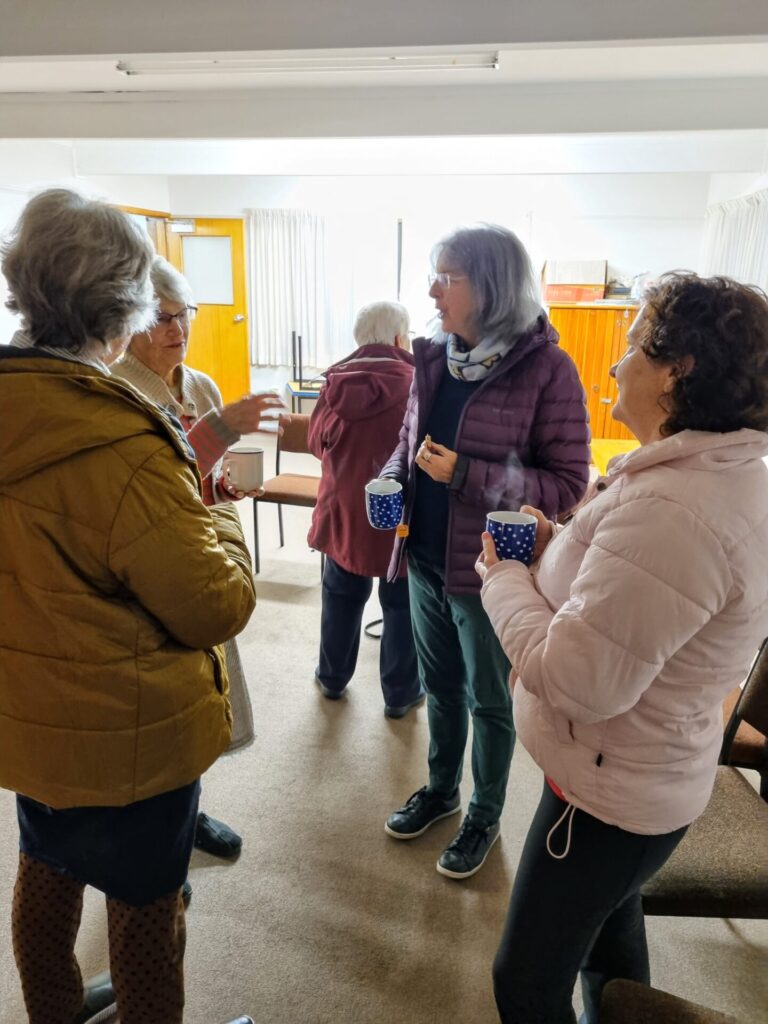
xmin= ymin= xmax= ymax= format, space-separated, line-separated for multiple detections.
xmin=520 ymin=505 xmax=555 ymax=561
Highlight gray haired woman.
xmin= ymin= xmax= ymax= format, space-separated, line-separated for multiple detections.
xmin=113 ymin=256 xmax=283 ymax=886
xmin=0 ymin=189 xmax=255 ymax=1024
xmin=382 ymin=224 xmax=590 ymax=879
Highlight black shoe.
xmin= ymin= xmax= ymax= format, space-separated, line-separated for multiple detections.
xmin=384 ymin=786 xmax=461 ymax=839
xmin=195 ymin=812 xmax=242 ymax=858
xmin=182 ymin=878 xmax=193 ymax=907
xmin=315 ymin=674 xmax=346 ymax=700
xmin=72 ymin=972 xmax=116 ymax=1024
xmin=384 ymin=693 xmax=426 ymax=719
xmin=436 ymin=817 xmax=501 ymax=879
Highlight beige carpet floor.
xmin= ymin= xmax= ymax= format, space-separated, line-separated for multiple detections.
xmin=1 ymin=467 xmax=767 ymax=1023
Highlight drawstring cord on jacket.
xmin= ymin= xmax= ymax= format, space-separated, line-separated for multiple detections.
xmin=546 ymin=802 xmax=577 ymax=860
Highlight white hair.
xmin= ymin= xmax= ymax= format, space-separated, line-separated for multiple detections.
xmin=1 ymin=188 xmax=156 ymax=351
xmin=150 ymin=256 xmax=194 ymax=305
xmin=353 ymin=301 xmax=410 ymax=347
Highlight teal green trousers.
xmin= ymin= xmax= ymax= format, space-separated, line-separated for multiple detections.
xmin=408 ymin=557 xmax=515 ymax=826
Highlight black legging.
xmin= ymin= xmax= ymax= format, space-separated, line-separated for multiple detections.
xmin=493 ymin=782 xmax=687 ymax=1024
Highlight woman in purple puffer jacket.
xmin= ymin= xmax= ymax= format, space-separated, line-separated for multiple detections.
xmin=381 ymin=224 xmax=590 ymax=880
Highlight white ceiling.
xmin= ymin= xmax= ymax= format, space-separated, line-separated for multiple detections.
xmin=2 ymin=41 xmax=768 ymax=93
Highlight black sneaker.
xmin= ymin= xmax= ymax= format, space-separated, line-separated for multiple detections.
xmin=195 ymin=811 xmax=242 ymax=858
xmin=436 ymin=817 xmax=501 ymax=879
xmin=72 ymin=972 xmax=116 ymax=1024
xmin=384 ymin=786 xmax=461 ymax=839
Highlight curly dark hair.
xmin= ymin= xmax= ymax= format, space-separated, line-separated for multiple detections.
xmin=639 ymin=272 xmax=768 ymax=435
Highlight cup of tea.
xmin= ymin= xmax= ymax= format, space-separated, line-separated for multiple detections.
xmin=221 ymin=446 xmax=264 ymax=493
xmin=485 ymin=511 xmax=538 ymax=566
xmin=365 ymin=479 xmax=404 ymax=530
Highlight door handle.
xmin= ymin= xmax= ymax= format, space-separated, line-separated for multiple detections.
xmin=233 ymin=314 xmax=245 ymax=323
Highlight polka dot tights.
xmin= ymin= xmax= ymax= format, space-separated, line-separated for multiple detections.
xmin=12 ymin=852 xmax=186 ymax=1024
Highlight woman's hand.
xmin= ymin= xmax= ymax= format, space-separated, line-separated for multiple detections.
xmin=475 ymin=531 xmax=500 ymax=581
xmin=415 ymin=438 xmax=458 ymax=484
xmin=520 ymin=505 xmax=555 ymax=561
xmin=219 ymin=480 xmax=266 ymax=501
xmin=220 ymin=391 xmax=286 ymax=435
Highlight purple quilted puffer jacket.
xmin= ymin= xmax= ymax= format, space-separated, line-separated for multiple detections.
xmin=382 ymin=317 xmax=590 ymax=594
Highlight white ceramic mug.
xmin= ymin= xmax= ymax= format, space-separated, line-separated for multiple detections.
xmin=222 ymin=446 xmax=264 ymax=493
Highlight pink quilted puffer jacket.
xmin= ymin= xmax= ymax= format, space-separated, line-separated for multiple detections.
xmin=481 ymin=428 xmax=768 ymax=834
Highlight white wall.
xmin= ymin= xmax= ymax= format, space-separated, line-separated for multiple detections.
xmin=169 ymin=171 xmax=708 ymax=331
xmin=707 ymin=172 xmax=768 ymax=205
xmin=0 ymin=163 xmax=711 ymax=348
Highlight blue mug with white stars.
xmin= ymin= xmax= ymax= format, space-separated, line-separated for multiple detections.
xmin=486 ymin=511 xmax=538 ymax=566
xmin=365 ymin=479 xmax=404 ymax=530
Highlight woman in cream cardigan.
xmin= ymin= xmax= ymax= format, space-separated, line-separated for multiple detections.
xmin=477 ymin=273 xmax=768 ymax=1023
xmin=114 ymin=256 xmax=283 ymax=875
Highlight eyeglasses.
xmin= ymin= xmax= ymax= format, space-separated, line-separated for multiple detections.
xmin=155 ymin=305 xmax=198 ymax=328
xmin=428 ymin=272 xmax=467 ymax=290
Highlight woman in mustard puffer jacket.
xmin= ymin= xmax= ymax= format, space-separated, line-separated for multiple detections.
xmin=0 ymin=190 xmax=256 ymax=1024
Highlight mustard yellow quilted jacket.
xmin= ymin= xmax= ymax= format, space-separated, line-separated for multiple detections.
xmin=0 ymin=349 xmax=256 ymax=808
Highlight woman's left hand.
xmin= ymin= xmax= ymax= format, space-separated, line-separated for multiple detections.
xmin=475 ymin=531 xmax=500 ymax=580
xmin=415 ymin=440 xmax=458 ymax=484
xmin=220 ymin=480 xmax=265 ymax=501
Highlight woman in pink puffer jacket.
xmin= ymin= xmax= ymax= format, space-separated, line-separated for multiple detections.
xmin=477 ymin=272 xmax=768 ymax=1024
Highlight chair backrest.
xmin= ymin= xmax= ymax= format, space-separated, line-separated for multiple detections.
xmin=278 ymin=413 xmax=311 ymax=454
xmin=722 ymin=637 xmax=768 ymax=760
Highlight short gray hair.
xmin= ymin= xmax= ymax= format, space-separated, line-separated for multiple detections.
xmin=433 ymin=224 xmax=542 ymax=346
xmin=150 ymin=256 xmax=194 ymax=305
xmin=1 ymin=188 xmax=156 ymax=351
xmin=353 ymin=301 xmax=410 ymax=346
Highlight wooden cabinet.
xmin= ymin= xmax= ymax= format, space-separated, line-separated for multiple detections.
xmin=548 ymin=303 xmax=637 ymax=441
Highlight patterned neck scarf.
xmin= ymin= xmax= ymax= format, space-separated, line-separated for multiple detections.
xmin=445 ymin=333 xmax=510 ymax=382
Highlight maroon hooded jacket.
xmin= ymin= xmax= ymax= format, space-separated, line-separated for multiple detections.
xmin=307 ymin=343 xmax=414 ymax=577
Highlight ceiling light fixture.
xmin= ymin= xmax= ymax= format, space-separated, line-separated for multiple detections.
xmin=116 ymin=52 xmax=499 ymax=76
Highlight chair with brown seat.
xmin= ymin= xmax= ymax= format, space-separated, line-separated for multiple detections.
xmin=721 ymin=636 xmax=768 ymax=800
xmin=600 ymin=979 xmax=741 ymax=1024
xmin=251 ymin=413 xmax=321 ymax=575
xmin=641 ymin=637 xmax=768 ymax=920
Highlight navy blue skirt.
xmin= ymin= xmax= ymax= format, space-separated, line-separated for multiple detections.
xmin=16 ymin=779 xmax=201 ymax=907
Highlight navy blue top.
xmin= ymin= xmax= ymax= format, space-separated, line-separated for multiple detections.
xmin=409 ymin=364 xmax=482 ymax=568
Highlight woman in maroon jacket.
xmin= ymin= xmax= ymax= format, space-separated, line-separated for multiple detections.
xmin=382 ymin=225 xmax=590 ymax=879
xmin=307 ymin=301 xmax=423 ymax=718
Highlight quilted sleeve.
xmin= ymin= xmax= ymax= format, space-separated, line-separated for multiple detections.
xmin=481 ymin=496 xmax=732 ymax=723
xmin=108 ymin=445 xmax=256 ymax=649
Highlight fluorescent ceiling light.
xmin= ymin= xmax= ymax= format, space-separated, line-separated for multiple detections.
xmin=116 ymin=53 xmax=499 ymax=76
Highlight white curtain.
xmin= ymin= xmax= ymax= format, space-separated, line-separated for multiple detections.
xmin=699 ymin=189 xmax=768 ymax=290
xmin=249 ymin=208 xmax=398 ymax=369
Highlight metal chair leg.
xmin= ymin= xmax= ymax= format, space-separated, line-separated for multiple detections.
xmin=277 ymin=504 xmax=285 ymax=548
xmin=252 ymin=501 xmax=261 ymax=574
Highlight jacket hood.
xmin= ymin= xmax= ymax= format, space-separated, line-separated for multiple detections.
xmin=606 ymin=428 xmax=768 ymax=479
xmin=0 ymin=349 xmax=193 ymax=487
xmin=322 ymin=344 xmax=414 ymax=423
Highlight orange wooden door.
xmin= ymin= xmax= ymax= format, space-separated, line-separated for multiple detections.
xmin=602 ymin=309 xmax=637 ymax=441
xmin=550 ymin=305 xmax=637 ymax=441
xmin=550 ymin=306 xmax=615 ymax=438
xmin=166 ymin=218 xmax=250 ymax=405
